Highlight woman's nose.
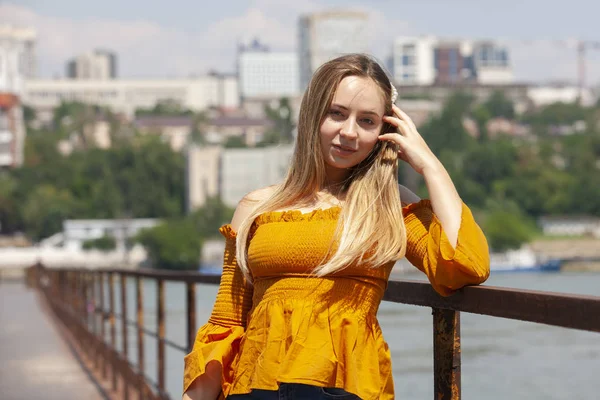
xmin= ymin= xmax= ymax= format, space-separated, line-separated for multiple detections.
xmin=340 ymin=118 xmax=358 ymax=138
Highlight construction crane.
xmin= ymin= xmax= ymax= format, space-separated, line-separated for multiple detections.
xmin=577 ymin=40 xmax=600 ymax=102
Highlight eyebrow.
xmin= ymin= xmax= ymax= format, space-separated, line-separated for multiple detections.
xmin=331 ymin=104 xmax=381 ymax=118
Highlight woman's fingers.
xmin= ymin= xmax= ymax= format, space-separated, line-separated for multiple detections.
xmin=382 ymin=116 xmax=411 ymax=136
xmin=378 ymin=133 xmax=407 ymax=145
xmin=392 ymin=104 xmax=417 ymax=130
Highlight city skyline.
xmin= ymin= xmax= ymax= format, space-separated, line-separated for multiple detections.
xmin=3 ymin=1 xmax=600 ymax=85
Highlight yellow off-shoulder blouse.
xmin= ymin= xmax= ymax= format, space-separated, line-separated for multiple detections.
xmin=183 ymin=200 xmax=490 ymax=400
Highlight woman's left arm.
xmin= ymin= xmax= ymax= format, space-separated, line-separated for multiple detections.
xmin=382 ymin=104 xmax=462 ymax=247
xmin=382 ymin=105 xmax=490 ymax=295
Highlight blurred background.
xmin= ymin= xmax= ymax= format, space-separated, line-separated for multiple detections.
xmin=0 ymin=1 xmax=599 ymax=399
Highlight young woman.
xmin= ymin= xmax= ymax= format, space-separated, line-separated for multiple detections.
xmin=183 ymin=54 xmax=490 ymax=400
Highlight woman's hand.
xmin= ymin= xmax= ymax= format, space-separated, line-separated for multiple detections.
xmin=380 ymin=104 xmax=441 ymax=175
xmin=381 ymin=104 xmax=463 ymax=247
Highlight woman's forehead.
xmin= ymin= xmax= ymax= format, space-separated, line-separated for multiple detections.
xmin=332 ymin=76 xmax=385 ymax=114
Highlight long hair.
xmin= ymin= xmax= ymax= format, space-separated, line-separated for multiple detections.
xmin=236 ymin=53 xmax=407 ymax=281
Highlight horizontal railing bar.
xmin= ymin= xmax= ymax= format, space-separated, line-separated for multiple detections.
xmin=106 ymin=313 xmax=189 ymax=353
xmin=384 ymin=280 xmax=600 ymax=333
xmin=97 ymin=269 xmax=221 ymax=284
xmin=51 ymin=268 xmax=600 ymax=333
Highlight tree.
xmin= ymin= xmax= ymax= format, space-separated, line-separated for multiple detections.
xmin=189 ymin=196 xmax=235 ymax=237
xmin=21 ymin=185 xmax=81 ymax=241
xmin=462 ymin=138 xmax=518 ymax=193
xmin=83 ymin=235 xmax=117 ymax=251
xmin=0 ymin=174 xmax=22 ymax=233
xmin=483 ymin=90 xmax=515 ymax=120
xmin=224 ymin=135 xmax=247 ymax=148
xmin=481 ymin=199 xmax=538 ymax=252
xmin=483 ymin=209 xmax=537 ymax=252
xmin=135 ymin=99 xmax=193 ymax=117
xmin=135 ymin=218 xmax=201 ymax=270
xmin=261 ymin=97 xmax=295 ymax=145
xmin=420 ymin=92 xmax=475 ymax=155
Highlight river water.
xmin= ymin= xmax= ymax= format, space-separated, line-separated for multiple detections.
xmin=104 ymin=271 xmax=600 ymax=400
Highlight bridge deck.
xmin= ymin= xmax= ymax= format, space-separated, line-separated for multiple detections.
xmin=0 ymin=282 xmax=104 ymax=400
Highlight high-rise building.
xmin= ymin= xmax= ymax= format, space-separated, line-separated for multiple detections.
xmin=0 ymin=25 xmax=37 ymax=95
xmin=66 ymin=49 xmax=117 ymax=80
xmin=392 ymin=36 xmax=513 ymax=86
xmin=237 ymin=39 xmax=299 ymax=99
xmin=298 ymin=11 xmax=369 ymax=89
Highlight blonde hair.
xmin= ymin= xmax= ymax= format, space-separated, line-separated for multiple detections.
xmin=236 ymin=54 xmax=407 ymax=281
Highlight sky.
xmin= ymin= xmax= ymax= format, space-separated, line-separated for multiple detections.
xmin=3 ymin=0 xmax=600 ymax=85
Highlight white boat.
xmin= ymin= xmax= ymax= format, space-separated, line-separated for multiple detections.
xmin=490 ymin=246 xmax=560 ymax=272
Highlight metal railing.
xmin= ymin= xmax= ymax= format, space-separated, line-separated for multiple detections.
xmin=27 ymin=264 xmax=600 ymax=400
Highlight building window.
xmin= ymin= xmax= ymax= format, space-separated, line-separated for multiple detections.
xmin=402 ymin=44 xmax=415 ymax=54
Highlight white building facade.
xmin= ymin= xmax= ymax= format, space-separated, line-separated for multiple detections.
xmin=62 ymin=218 xmax=160 ymax=251
xmin=238 ymin=40 xmax=299 ymax=99
xmin=392 ymin=36 xmax=438 ymax=85
xmin=392 ymin=36 xmax=513 ymax=86
xmin=23 ymin=75 xmax=239 ymax=117
xmin=186 ymin=144 xmax=294 ymax=210
xmin=298 ymin=11 xmax=369 ymax=89
xmin=0 ymin=25 xmax=37 ymax=96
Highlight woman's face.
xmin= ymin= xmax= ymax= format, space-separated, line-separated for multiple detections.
xmin=320 ymin=76 xmax=386 ymax=178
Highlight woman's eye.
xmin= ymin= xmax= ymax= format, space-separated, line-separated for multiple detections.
xmin=362 ymin=118 xmax=374 ymax=125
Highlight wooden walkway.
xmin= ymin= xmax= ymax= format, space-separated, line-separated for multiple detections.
xmin=0 ymin=282 xmax=105 ymax=400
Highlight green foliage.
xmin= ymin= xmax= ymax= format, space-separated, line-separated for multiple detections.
xmin=136 ymin=218 xmax=201 ymax=270
xmin=134 ymin=197 xmax=234 ymax=270
xmin=420 ymin=92 xmax=475 ymax=155
xmin=82 ymin=235 xmax=116 ymax=251
xmin=135 ymin=99 xmax=193 ymax=117
xmin=23 ymin=105 xmax=36 ymax=124
xmin=522 ymin=101 xmax=588 ymax=126
xmin=189 ymin=196 xmax=235 ymax=238
xmin=482 ymin=208 xmax=538 ymax=252
xmin=6 ymin=128 xmax=185 ymax=240
xmin=261 ymin=97 xmax=295 ymax=145
xmin=21 ymin=185 xmax=80 ymax=241
xmin=482 ymin=90 xmax=515 ymax=120
xmin=224 ymin=135 xmax=248 ymax=148
xmin=0 ymin=174 xmax=22 ymax=233
xmin=413 ymin=91 xmax=600 ymax=250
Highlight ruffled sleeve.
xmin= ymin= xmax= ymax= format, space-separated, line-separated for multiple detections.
xmin=403 ymin=199 xmax=490 ymax=297
xmin=183 ymin=225 xmax=254 ymax=396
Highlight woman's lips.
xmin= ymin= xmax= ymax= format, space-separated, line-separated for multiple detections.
xmin=332 ymin=144 xmax=357 ymax=157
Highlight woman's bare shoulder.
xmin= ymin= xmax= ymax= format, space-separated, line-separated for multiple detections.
xmin=230 ymin=185 xmax=279 ymax=231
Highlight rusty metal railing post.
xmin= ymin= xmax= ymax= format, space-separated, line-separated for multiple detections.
xmin=109 ymin=272 xmax=117 ymax=392
xmin=121 ymin=274 xmax=130 ymax=400
xmin=186 ymin=282 xmax=196 ymax=352
xmin=91 ymin=271 xmax=99 ymax=370
xmin=136 ymin=276 xmax=145 ymax=400
xmin=157 ymin=279 xmax=166 ymax=393
xmin=433 ymin=308 xmax=461 ymax=400
xmin=82 ymin=271 xmax=90 ymax=356
xmin=99 ymin=272 xmax=107 ymax=380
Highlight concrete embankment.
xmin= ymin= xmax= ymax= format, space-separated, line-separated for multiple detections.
xmin=530 ymin=238 xmax=600 ymax=272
